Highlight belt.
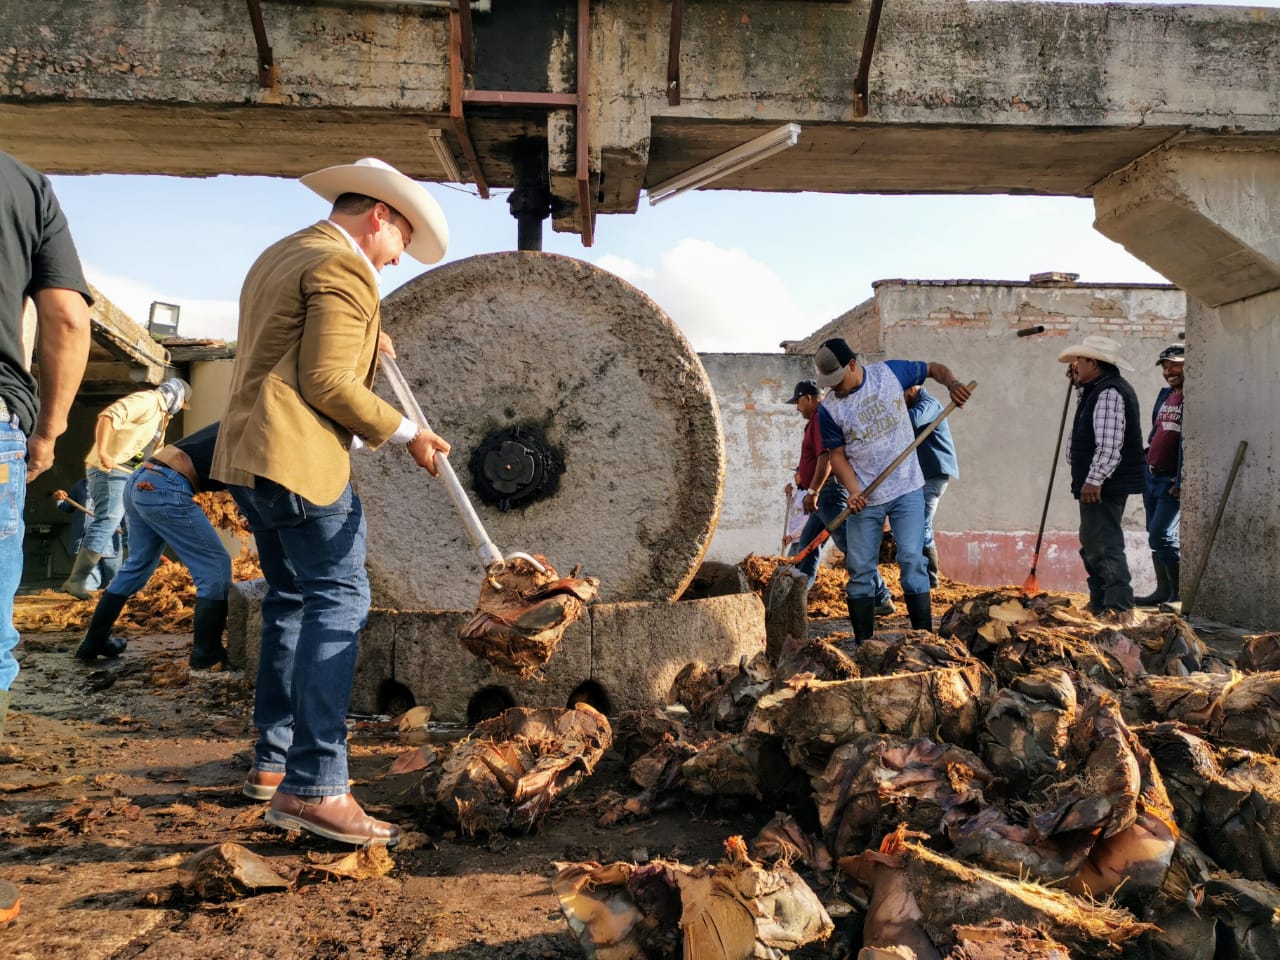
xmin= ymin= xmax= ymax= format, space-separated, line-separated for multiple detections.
xmin=142 ymin=453 xmax=199 ymax=490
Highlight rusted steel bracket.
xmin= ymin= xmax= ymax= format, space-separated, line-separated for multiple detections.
xmin=245 ymin=0 xmax=275 ymax=88
xmin=447 ymin=1 xmax=594 ymax=244
xmin=455 ymin=0 xmax=474 ymax=74
xmin=449 ymin=10 xmax=490 ymax=198
xmin=576 ymin=0 xmax=594 ymax=246
xmin=667 ymin=0 xmax=684 ymax=106
xmin=852 ymin=0 xmax=885 ymax=118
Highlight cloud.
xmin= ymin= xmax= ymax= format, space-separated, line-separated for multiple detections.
xmin=596 ymin=239 xmax=821 ymax=353
xmin=84 ymin=264 xmax=239 ymax=342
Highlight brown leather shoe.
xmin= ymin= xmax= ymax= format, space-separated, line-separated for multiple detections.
xmin=242 ymin=768 xmax=286 ymax=801
xmin=266 ymin=791 xmax=401 ymax=846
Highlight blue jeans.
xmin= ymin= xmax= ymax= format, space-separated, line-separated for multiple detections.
xmin=105 ymin=464 xmax=232 ymax=600
xmin=795 ymin=483 xmax=893 ymax=604
xmin=1142 ymin=470 xmax=1180 ymax=566
xmin=843 ymin=487 xmax=929 ymax=599
xmin=230 ymin=479 xmax=369 ymax=797
xmin=1079 ymin=496 xmax=1133 ymax=612
xmin=0 ymin=419 xmax=27 ymax=691
xmin=83 ymin=466 xmax=129 ymax=555
xmin=796 ymin=481 xmax=848 ymax=587
xmin=921 ymin=475 xmax=950 ymax=551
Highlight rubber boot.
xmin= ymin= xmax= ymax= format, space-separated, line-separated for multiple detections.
xmin=904 ymin=592 xmax=933 ymax=632
xmin=1165 ymin=560 xmax=1180 ymax=603
xmin=60 ymin=548 xmax=103 ymax=600
xmin=0 ymin=689 xmax=7 ymax=741
xmin=924 ymin=545 xmax=941 ymax=589
xmin=1135 ymin=555 xmax=1171 ymax=606
xmin=189 ymin=597 xmax=229 ymax=669
xmin=847 ymin=597 xmax=876 ymax=644
xmin=75 ymin=591 xmax=129 ymax=661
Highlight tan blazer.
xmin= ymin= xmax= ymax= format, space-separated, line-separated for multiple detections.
xmin=211 ymin=221 xmax=403 ymax=506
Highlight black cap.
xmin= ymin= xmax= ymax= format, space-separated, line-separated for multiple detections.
xmin=814 ymin=337 xmax=857 ymax=388
xmin=1156 ymin=344 xmax=1185 ymax=365
xmin=785 ymin=379 xmax=820 ymax=404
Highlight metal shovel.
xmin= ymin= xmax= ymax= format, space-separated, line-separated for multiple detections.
xmin=380 ymin=355 xmax=545 ymax=584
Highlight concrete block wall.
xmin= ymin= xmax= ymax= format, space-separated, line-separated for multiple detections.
xmin=228 ymin=581 xmax=767 ymax=722
xmin=697 ymin=353 xmax=815 ymax=563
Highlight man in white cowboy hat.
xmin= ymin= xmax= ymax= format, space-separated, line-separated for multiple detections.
xmin=1059 ymin=334 xmax=1146 ymax=625
xmin=1135 ymin=343 xmax=1185 ymax=607
xmin=62 ymin=376 xmax=191 ymax=600
xmin=212 ymin=157 xmax=451 ymax=847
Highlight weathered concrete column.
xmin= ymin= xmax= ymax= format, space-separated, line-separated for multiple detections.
xmin=1178 ymin=291 xmax=1280 ymax=627
xmin=1095 ymin=145 xmax=1280 ymax=625
xmin=1094 ymin=145 xmax=1280 ymax=308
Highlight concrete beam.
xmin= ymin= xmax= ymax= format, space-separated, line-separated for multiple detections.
xmin=2 ymin=1 xmax=1278 ymax=240
xmin=1094 ymin=146 xmax=1280 ymax=307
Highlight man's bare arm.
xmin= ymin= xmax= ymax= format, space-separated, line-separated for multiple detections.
xmin=27 ymin=288 xmax=91 ymax=481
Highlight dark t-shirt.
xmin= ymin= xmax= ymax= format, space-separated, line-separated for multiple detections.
xmin=0 ymin=152 xmax=93 ymax=434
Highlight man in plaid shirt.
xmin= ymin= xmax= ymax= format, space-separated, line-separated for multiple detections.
xmin=1060 ymin=335 xmax=1147 ymax=625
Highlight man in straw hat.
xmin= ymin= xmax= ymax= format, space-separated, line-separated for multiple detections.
xmin=213 ymin=158 xmax=452 ymax=847
xmin=1059 ymin=334 xmax=1146 ymax=625
xmin=812 ymin=337 xmax=971 ymax=642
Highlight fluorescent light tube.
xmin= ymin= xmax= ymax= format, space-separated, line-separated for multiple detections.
xmin=647 ymin=122 xmax=801 ymax=206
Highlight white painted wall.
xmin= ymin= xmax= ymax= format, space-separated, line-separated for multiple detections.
xmin=698 ymin=353 xmax=815 ymax=562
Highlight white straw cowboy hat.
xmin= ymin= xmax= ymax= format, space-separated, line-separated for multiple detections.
xmin=1057 ymin=334 xmax=1135 ymax=371
xmin=301 ymin=157 xmax=449 ymax=265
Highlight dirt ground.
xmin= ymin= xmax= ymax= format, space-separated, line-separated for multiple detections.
xmin=0 ymin=618 xmax=830 ymax=960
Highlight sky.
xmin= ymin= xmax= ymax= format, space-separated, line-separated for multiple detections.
xmin=48 ymin=174 xmax=1171 ymax=354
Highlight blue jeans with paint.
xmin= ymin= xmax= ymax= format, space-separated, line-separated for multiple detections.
xmin=230 ymin=479 xmax=369 ymax=797
xmin=82 ymin=465 xmax=130 ymax=555
xmin=104 ymin=463 xmax=231 ymax=600
xmin=0 ymin=417 xmax=26 ymax=691
xmin=843 ymin=487 xmax=929 ymax=599
xmin=1142 ymin=470 xmax=1180 ymax=566
xmin=795 ymin=481 xmax=893 ymax=605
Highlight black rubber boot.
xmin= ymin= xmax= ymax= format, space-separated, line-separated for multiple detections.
xmin=75 ymin=591 xmax=129 ymax=661
xmin=847 ymin=597 xmax=876 ymax=644
xmin=60 ymin=548 xmax=103 ymax=600
xmin=924 ymin=545 xmax=941 ymax=588
xmin=189 ymin=597 xmax=229 ymax=669
xmin=903 ymin=592 xmax=933 ymax=632
xmin=1165 ymin=560 xmax=1180 ymax=603
xmin=1135 ymin=555 xmax=1171 ymax=606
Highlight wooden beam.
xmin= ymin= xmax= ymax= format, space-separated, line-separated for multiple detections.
xmin=667 ymin=0 xmax=684 ymax=107
xmin=576 ymin=0 xmax=594 ymax=247
xmin=449 ymin=11 xmax=489 ymax=198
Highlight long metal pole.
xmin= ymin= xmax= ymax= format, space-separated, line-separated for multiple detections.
xmin=1181 ymin=440 xmax=1248 ymax=616
xmin=380 ymin=355 xmax=504 ymax=570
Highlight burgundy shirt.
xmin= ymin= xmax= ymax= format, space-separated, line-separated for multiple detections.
xmin=796 ymin=414 xmax=824 ymax=490
xmin=1146 ymin=388 xmax=1183 ymax=475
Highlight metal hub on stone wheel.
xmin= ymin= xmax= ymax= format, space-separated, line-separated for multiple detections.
xmin=353 ymin=251 xmax=725 ymax=611
xmin=469 ymin=426 xmax=563 ymax=512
